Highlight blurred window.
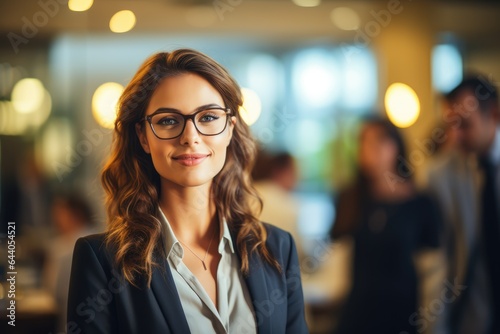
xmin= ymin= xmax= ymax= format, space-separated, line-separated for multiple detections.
xmin=432 ymin=44 xmax=463 ymax=93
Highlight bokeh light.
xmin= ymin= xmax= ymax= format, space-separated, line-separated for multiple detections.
xmin=292 ymin=0 xmax=321 ymax=8
xmin=92 ymin=82 xmax=124 ymax=129
xmin=37 ymin=118 xmax=74 ymax=177
xmin=293 ymin=49 xmax=340 ymax=110
xmin=109 ymin=10 xmax=136 ymax=33
xmin=0 ymin=101 xmax=27 ymax=135
xmin=2 ymin=78 xmax=52 ymax=135
xmin=384 ymin=83 xmax=420 ymax=128
xmin=432 ymin=44 xmax=463 ymax=93
xmin=239 ymin=88 xmax=262 ymax=126
xmin=12 ymin=78 xmax=45 ymax=114
xmin=68 ymin=0 xmax=93 ymax=12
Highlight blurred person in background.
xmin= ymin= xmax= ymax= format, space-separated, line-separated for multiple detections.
xmin=0 ymin=149 xmax=52 ymax=235
xmin=43 ymin=192 xmax=98 ymax=332
xmin=18 ymin=152 xmax=51 ymax=231
xmin=330 ymin=117 xmax=442 ymax=334
xmin=253 ymin=151 xmax=303 ymax=259
xmin=417 ymin=119 xmax=461 ymax=188
xmin=426 ymin=76 xmax=499 ymax=334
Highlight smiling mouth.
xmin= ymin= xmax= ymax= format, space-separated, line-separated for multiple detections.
xmin=172 ymin=154 xmax=210 ymax=166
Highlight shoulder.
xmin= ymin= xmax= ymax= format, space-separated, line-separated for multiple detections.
xmin=72 ymin=233 xmax=115 ymax=272
xmin=262 ymin=223 xmax=297 ymax=265
xmin=74 ymin=233 xmax=108 ymax=253
xmin=427 ymin=151 xmax=470 ymax=180
xmin=263 ymin=223 xmax=293 ymax=246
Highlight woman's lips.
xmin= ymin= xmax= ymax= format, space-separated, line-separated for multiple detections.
xmin=172 ymin=154 xmax=210 ymax=166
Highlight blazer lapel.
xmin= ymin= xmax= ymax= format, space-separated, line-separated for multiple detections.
xmin=151 ymin=257 xmax=191 ymax=333
xmin=230 ymin=229 xmax=272 ymax=333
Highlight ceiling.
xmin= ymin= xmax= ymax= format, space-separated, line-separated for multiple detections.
xmin=0 ymin=0 xmax=499 ymax=50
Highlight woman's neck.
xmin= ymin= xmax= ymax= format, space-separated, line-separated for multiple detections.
xmin=159 ymin=181 xmax=216 ymax=243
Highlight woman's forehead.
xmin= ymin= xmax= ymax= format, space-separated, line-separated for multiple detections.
xmin=147 ymin=73 xmax=224 ymax=113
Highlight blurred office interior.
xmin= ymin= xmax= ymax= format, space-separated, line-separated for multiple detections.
xmin=0 ymin=0 xmax=499 ymax=333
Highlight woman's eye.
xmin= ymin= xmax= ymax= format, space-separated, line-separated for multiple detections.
xmin=199 ymin=113 xmax=219 ymax=122
xmin=157 ymin=118 xmax=179 ymax=126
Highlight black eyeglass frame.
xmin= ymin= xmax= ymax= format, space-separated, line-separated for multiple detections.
xmin=143 ymin=107 xmax=232 ymax=140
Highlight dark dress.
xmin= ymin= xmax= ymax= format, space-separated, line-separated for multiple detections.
xmin=331 ymin=189 xmax=441 ymax=334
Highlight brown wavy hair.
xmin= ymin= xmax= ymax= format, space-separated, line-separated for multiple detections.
xmin=101 ymin=49 xmax=280 ymax=286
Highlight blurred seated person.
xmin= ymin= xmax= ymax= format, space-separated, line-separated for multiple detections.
xmin=43 ymin=192 xmax=99 ymax=332
xmin=253 ymin=151 xmax=303 ymax=259
xmin=330 ymin=117 xmax=442 ymax=334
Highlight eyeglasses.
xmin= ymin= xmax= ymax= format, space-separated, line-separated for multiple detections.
xmin=144 ymin=107 xmax=232 ymax=140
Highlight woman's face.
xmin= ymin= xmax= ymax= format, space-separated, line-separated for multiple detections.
xmin=358 ymin=124 xmax=398 ymax=178
xmin=136 ymin=73 xmax=235 ymax=190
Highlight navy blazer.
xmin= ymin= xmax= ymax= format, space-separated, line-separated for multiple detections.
xmin=67 ymin=223 xmax=308 ymax=334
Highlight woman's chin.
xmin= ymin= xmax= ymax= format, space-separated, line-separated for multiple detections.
xmin=161 ymin=176 xmax=213 ymax=189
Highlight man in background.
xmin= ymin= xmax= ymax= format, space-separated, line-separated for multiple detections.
xmin=426 ymin=75 xmax=499 ymax=334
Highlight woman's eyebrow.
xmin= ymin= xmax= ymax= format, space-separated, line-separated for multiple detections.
xmin=153 ymin=103 xmax=224 ymax=114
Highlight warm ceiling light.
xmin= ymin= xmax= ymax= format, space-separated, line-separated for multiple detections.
xmin=12 ymin=78 xmax=45 ymax=114
xmin=68 ymin=0 xmax=93 ymax=12
xmin=109 ymin=10 xmax=136 ymax=33
xmin=92 ymin=82 xmax=124 ymax=129
xmin=385 ymin=83 xmax=420 ymax=128
xmin=292 ymin=0 xmax=321 ymax=8
xmin=239 ymin=88 xmax=262 ymax=126
xmin=330 ymin=7 xmax=360 ymax=31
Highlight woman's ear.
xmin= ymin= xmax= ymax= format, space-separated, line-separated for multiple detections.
xmin=226 ymin=116 xmax=237 ymax=147
xmin=135 ymin=123 xmax=151 ymax=154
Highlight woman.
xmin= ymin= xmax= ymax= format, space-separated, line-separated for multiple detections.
xmin=67 ymin=49 xmax=307 ymax=334
xmin=330 ymin=118 xmax=441 ymax=334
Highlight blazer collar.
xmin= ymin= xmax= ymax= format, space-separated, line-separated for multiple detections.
xmin=229 ymin=226 xmax=272 ymax=333
xmin=151 ymin=256 xmax=191 ymax=333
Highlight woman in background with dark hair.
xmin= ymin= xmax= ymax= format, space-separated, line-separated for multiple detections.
xmin=67 ymin=49 xmax=307 ymax=334
xmin=330 ymin=118 xmax=441 ymax=334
